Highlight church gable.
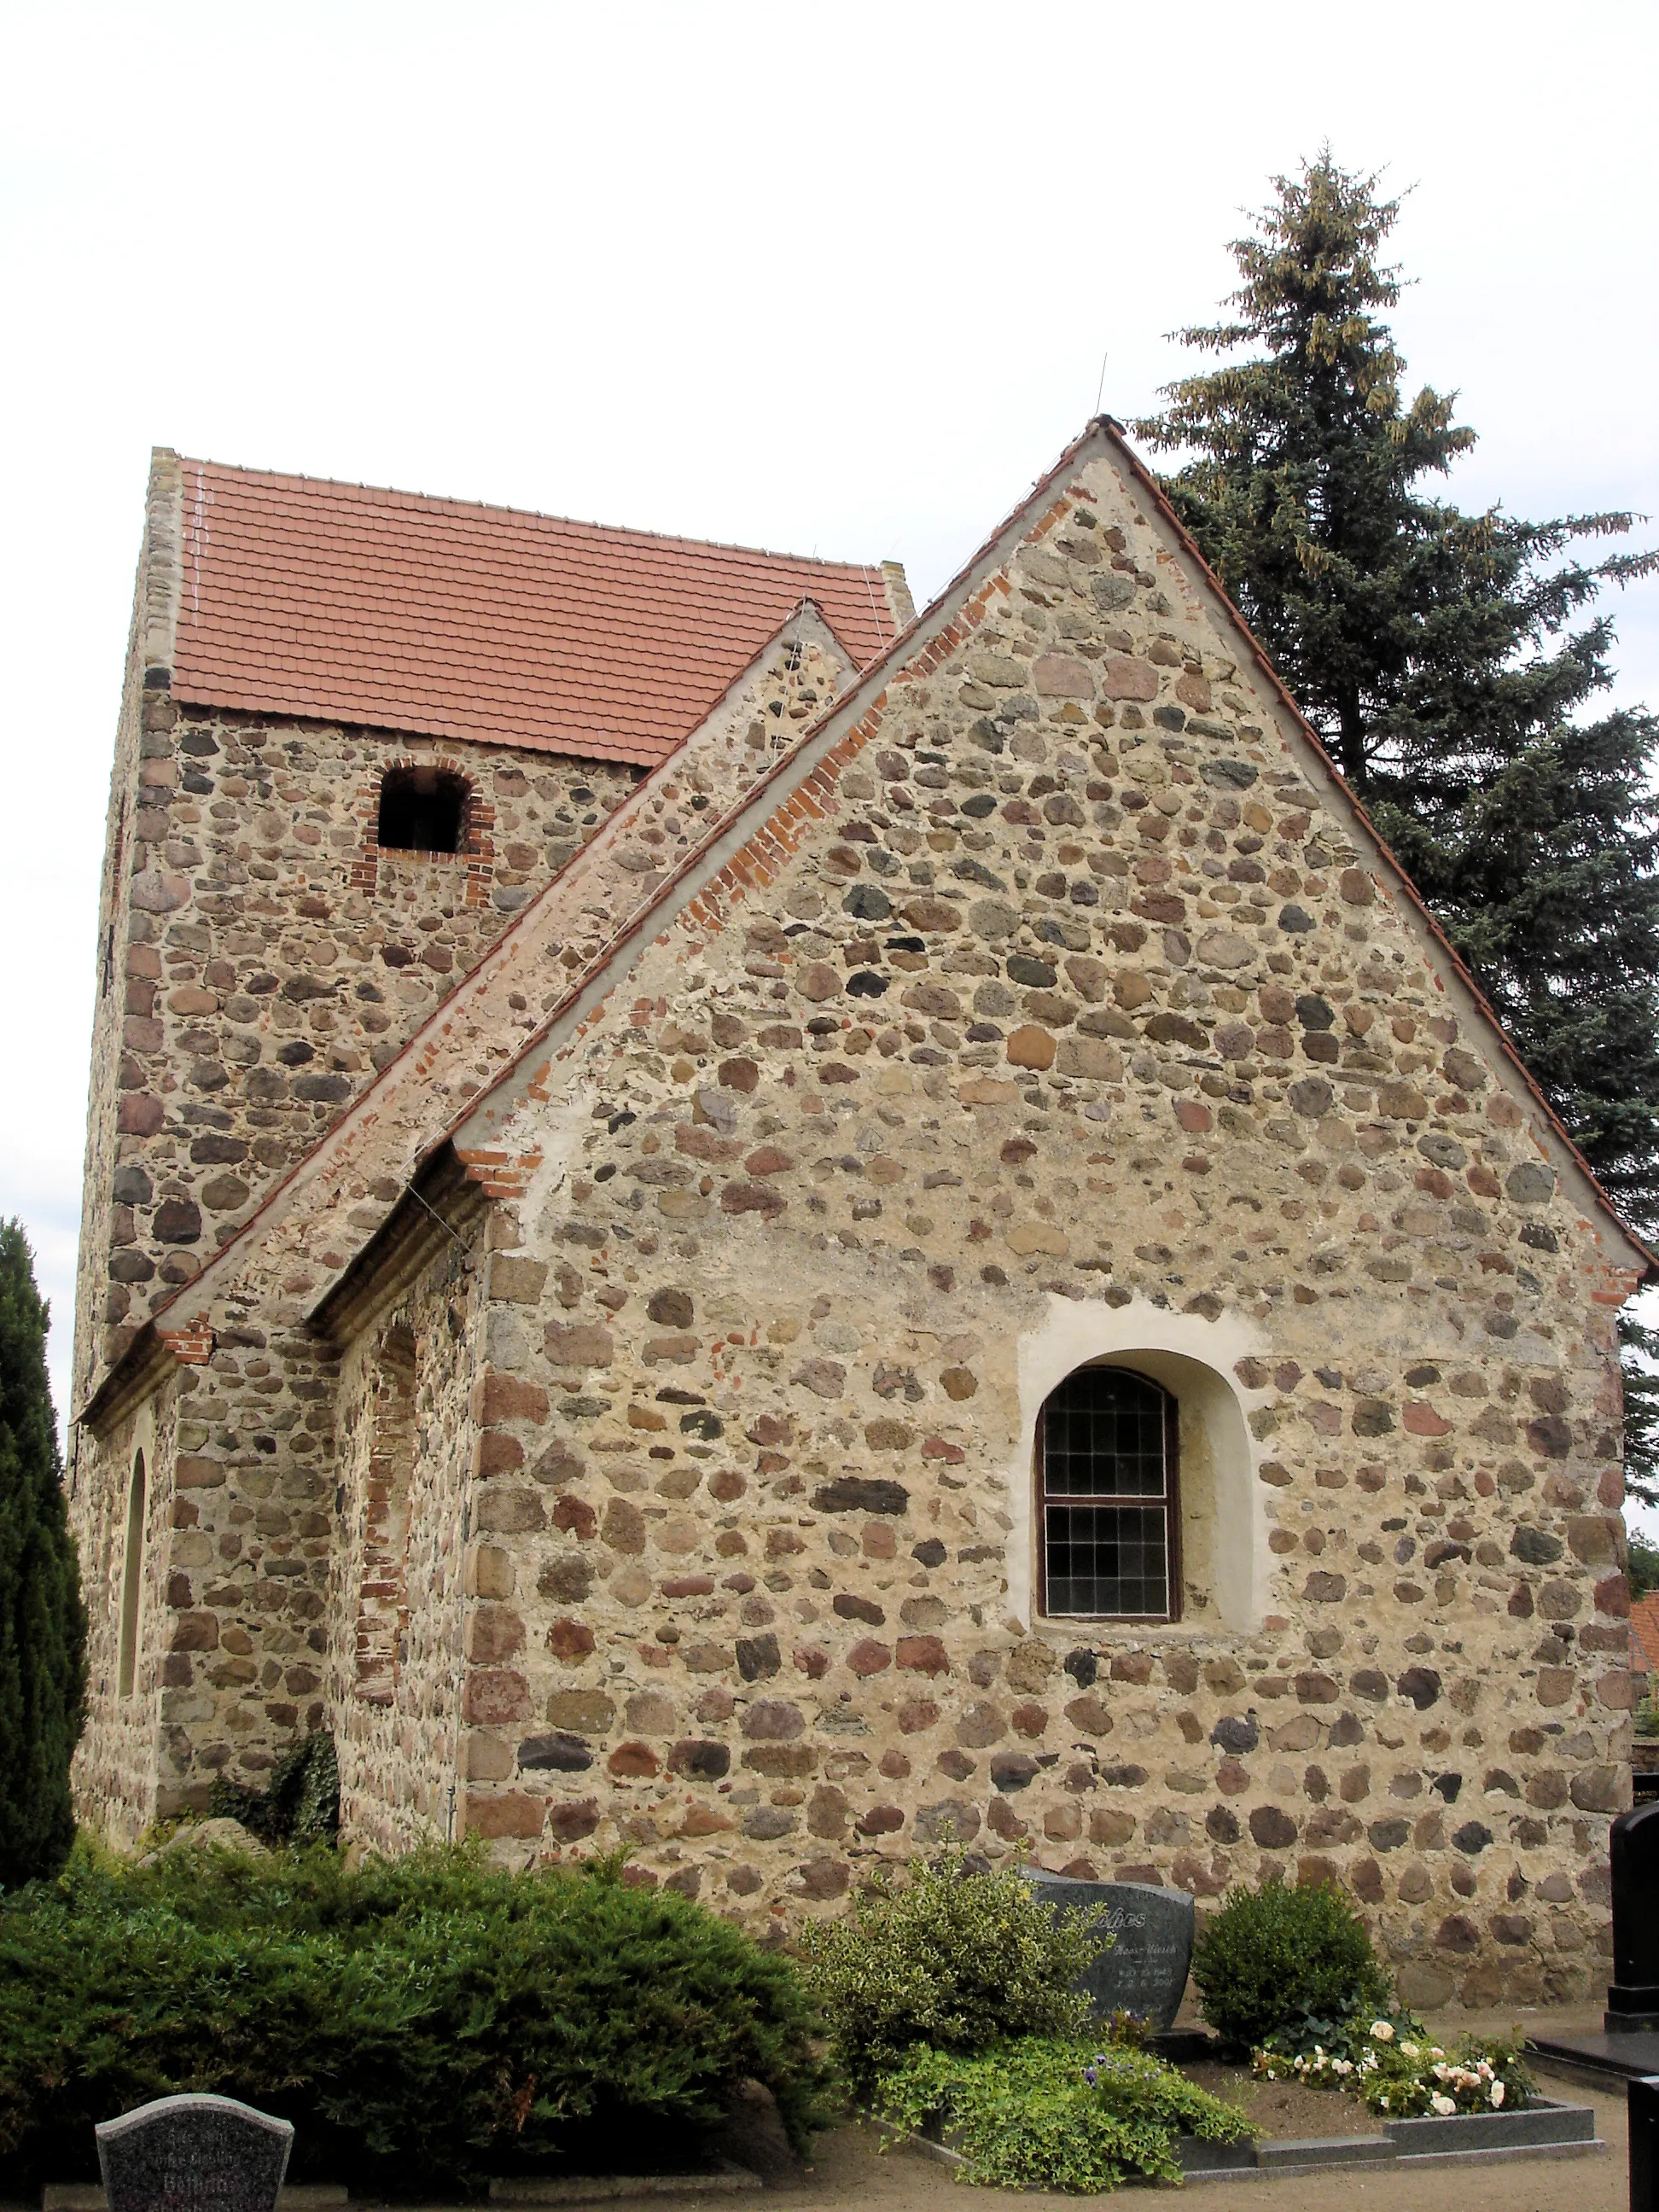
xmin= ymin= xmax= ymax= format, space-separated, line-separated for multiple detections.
xmin=427 ymin=427 xmax=1635 ymax=1951
xmin=462 ymin=423 xmax=1640 ymax=1278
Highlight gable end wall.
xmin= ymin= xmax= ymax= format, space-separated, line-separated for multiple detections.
xmin=438 ymin=447 xmax=1635 ymax=2010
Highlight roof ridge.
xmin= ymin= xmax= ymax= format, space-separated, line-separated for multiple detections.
xmin=171 ymin=451 xmax=887 ymax=579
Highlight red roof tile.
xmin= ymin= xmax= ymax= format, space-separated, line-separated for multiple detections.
xmin=1633 ymin=1592 xmax=1659 ymax=1674
xmin=166 ymin=457 xmax=896 ymax=767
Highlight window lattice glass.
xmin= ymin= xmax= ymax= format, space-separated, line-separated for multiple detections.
xmin=1040 ymin=1367 xmax=1173 ymax=1620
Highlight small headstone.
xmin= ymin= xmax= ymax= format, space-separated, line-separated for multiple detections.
xmin=96 ymin=2093 xmax=293 ymax=2212
xmin=1609 ymin=1804 xmax=1659 ymax=2031
xmin=1022 ymin=1871 xmax=1194 ymax=2031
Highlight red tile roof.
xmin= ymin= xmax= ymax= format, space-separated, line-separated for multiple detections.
xmin=166 ymin=457 xmax=897 ymax=768
xmin=1633 ymin=1592 xmax=1659 ymax=1674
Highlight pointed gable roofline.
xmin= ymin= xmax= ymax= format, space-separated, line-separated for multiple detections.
xmin=84 ymin=418 xmax=1650 ymax=1431
xmin=445 ymin=416 xmax=1655 ymax=1281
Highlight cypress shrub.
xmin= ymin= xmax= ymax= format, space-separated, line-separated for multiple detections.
xmin=0 ymin=1842 xmax=827 ymax=2190
xmin=0 ymin=1220 xmax=85 ymax=1889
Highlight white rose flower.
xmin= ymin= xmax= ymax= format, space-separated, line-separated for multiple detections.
xmin=1400 ymin=2043 xmax=1419 ymax=2058
xmin=1491 ymin=2082 xmax=1505 ymax=2108
xmin=1371 ymin=2021 xmax=1394 ymax=2041
xmin=1431 ymin=2093 xmax=1457 ymax=2116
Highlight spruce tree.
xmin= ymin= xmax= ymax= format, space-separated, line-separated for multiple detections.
xmin=1135 ymin=153 xmax=1659 ymax=1498
xmin=0 ymin=1220 xmax=86 ymax=1884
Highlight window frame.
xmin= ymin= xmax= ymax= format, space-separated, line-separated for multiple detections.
xmin=1034 ymin=1365 xmax=1182 ymax=1626
xmin=375 ymin=765 xmax=470 ymax=857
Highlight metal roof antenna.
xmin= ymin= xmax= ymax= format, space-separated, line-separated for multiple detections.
xmin=1094 ymin=346 xmax=1109 ymax=420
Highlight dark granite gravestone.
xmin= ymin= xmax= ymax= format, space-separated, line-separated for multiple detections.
xmin=96 ymin=2094 xmax=293 ymax=2212
xmin=1609 ymin=1803 xmax=1659 ymax=2031
xmin=1631 ymin=2077 xmax=1659 ymax=2212
xmin=1022 ymin=1871 xmax=1194 ymax=2031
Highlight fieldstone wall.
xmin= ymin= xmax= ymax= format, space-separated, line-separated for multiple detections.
xmin=329 ymin=1226 xmax=486 ymax=1855
xmin=70 ymin=584 xmax=856 ymax=1831
xmin=70 ymin=1291 xmax=351 ymax=1836
xmin=69 ymin=1383 xmax=179 ymax=1842
xmin=80 ymin=701 xmax=636 ymax=1388
xmin=73 ymin=463 xmax=177 ymax=1469
xmin=440 ymin=450 xmax=1638 ymax=2006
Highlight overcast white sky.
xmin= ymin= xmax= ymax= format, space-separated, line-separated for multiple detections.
xmin=3 ymin=2 xmax=1656 ymax=1505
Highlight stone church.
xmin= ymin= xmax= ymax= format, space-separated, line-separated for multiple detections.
xmin=70 ymin=422 xmax=1644 ymax=2008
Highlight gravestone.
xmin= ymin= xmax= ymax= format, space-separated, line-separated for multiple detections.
xmin=1608 ymin=1803 xmax=1659 ymax=2031
xmin=96 ymin=2094 xmax=293 ymax=2212
xmin=1022 ymin=1870 xmax=1194 ymax=2031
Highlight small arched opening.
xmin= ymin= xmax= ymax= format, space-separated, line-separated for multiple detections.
xmin=376 ymin=766 xmax=469 ymax=855
xmin=118 ymin=1451 xmax=147 ymax=1698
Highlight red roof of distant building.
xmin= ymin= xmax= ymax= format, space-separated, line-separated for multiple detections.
xmin=1633 ymin=1592 xmax=1659 ymax=1674
xmin=166 ymin=457 xmax=897 ymax=768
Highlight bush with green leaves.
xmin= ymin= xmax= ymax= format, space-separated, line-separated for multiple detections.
xmin=1191 ymin=1879 xmax=1390 ymax=2053
xmin=799 ymin=1848 xmax=1103 ymax=2093
xmin=0 ymin=1841 xmax=826 ymax=2189
xmin=872 ymin=2037 xmax=1255 ymax=2191
xmin=207 ymin=1732 xmax=339 ymax=1844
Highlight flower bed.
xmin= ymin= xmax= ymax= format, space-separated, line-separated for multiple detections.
xmin=1253 ymin=2016 xmax=1534 ymax=2117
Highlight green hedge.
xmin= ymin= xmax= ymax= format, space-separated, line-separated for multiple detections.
xmin=0 ymin=1842 xmax=826 ymax=2189
xmin=1191 ymin=1878 xmax=1390 ymax=2052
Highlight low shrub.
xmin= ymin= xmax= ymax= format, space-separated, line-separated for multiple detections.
xmin=1190 ymin=1878 xmax=1390 ymax=2053
xmin=872 ymin=2037 xmax=1256 ymax=2192
xmin=207 ymin=1732 xmax=339 ymax=1845
xmin=798 ymin=1848 xmax=1103 ymax=2093
xmin=0 ymin=1841 xmax=826 ymax=2190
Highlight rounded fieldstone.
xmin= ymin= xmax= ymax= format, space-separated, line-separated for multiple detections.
xmin=1249 ymin=1806 xmax=1297 ymax=1848
xmin=743 ymin=1807 xmax=796 ymax=1840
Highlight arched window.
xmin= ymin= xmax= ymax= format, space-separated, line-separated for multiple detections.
xmin=376 ymin=766 xmax=468 ymax=854
xmin=1037 ymin=1366 xmax=1179 ymax=1622
xmin=118 ymin=1452 xmax=147 ymax=1697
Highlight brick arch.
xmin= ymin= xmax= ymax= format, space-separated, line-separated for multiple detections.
xmin=351 ymin=749 xmax=496 ymax=907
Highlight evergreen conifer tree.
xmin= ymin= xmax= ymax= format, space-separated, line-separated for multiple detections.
xmin=0 ymin=1220 xmax=85 ymax=1884
xmin=1135 ymin=153 xmax=1659 ymax=1497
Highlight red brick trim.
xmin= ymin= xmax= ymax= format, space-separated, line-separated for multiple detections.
xmin=352 ymin=754 xmax=497 ymax=906
xmin=157 ymin=1318 xmax=213 ymax=1364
